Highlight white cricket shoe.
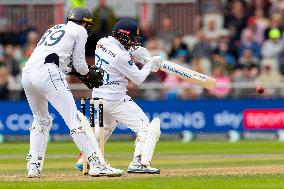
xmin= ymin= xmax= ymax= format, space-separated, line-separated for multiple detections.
xmin=89 ymin=164 xmax=124 ymax=177
xmin=27 ymin=163 xmax=42 ymax=178
xmin=127 ymin=162 xmax=160 ymax=174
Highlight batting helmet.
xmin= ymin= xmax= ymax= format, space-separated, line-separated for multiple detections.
xmin=112 ymin=18 xmax=141 ymax=50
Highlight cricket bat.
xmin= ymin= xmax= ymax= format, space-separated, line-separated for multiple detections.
xmin=159 ymin=60 xmax=216 ymax=89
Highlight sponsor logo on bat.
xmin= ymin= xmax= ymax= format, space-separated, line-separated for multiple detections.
xmin=193 ymin=73 xmax=206 ymax=81
xmin=162 ymin=64 xmax=192 ymax=79
xmin=162 ymin=63 xmax=207 ymax=81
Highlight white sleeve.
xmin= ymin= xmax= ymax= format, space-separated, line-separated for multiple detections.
xmin=116 ymin=54 xmax=152 ymax=85
xmin=72 ymin=27 xmax=89 ymax=75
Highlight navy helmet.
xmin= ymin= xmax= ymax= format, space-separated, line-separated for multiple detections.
xmin=112 ymin=18 xmax=141 ymax=50
xmin=67 ymin=8 xmax=93 ymax=35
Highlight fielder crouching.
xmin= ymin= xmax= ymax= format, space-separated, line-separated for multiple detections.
xmin=22 ymin=8 xmax=123 ymax=177
xmin=75 ymin=18 xmax=162 ymax=174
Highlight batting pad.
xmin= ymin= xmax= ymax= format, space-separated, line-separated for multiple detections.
xmin=77 ymin=111 xmax=105 ymax=164
xmin=141 ymin=117 xmax=161 ymax=166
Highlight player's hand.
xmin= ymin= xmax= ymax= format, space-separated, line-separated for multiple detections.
xmin=150 ymin=56 xmax=162 ymax=72
xmin=130 ymin=46 xmax=151 ymax=65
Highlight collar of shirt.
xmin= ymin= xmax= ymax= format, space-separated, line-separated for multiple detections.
xmin=67 ymin=21 xmax=86 ymax=31
xmin=67 ymin=20 xmax=76 ymax=25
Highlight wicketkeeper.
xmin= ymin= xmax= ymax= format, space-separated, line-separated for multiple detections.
xmin=22 ymin=8 xmax=123 ymax=177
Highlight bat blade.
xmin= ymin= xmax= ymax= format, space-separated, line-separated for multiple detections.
xmin=160 ymin=60 xmax=216 ymax=89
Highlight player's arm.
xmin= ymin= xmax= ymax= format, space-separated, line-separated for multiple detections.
xmin=69 ymin=28 xmax=104 ymax=89
xmin=115 ymin=54 xmax=160 ymax=85
xmin=71 ymin=28 xmax=89 ymax=76
xmin=69 ymin=64 xmax=104 ymax=89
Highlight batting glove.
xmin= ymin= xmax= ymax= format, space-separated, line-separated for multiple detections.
xmin=130 ymin=46 xmax=152 ymax=65
xmin=150 ymin=56 xmax=162 ymax=72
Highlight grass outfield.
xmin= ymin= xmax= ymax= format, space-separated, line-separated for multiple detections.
xmin=1 ymin=141 xmax=284 ymax=188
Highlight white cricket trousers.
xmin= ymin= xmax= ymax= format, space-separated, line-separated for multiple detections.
xmin=93 ymin=96 xmax=149 ymax=157
xmin=22 ymin=64 xmax=107 ymax=169
xmin=21 ymin=64 xmax=80 ymax=131
xmin=22 ymin=63 xmax=83 ymax=161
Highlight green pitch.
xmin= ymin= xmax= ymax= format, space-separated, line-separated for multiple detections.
xmin=1 ymin=141 xmax=284 ymax=189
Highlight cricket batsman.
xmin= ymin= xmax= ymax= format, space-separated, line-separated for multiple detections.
xmin=76 ymin=18 xmax=161 ymax=174
xmin=22 ymin=8 xmax=123 ymax=177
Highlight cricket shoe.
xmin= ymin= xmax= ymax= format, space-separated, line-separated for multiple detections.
xmin=27 ymin=163 xmax=42 ymax=178
xmin=89 ymin=164 xmax=124 ymax=177
xmin=74 ymin=159 xmax=108 ymax=171
xmin=127 ymin=162 xmax=160 ymax=174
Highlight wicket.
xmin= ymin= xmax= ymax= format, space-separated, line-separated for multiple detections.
xmin=80 ymin=98 xmax=104 ymax=175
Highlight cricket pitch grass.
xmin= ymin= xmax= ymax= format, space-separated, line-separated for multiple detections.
xmin=1 ymin=141 xmax=284 ymax=188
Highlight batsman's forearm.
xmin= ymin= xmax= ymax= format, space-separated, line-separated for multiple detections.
xmin=131 ymin=62 xmax=152 ymax=85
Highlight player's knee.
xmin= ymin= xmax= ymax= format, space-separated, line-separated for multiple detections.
xmin=136 ymin=127 xmax=148 ymax=142
xmin=136 ymin=117 xmax=161 ymax=140
xmin=70 ymin=126 xmax=85 ymax=136
xmin=70 ymin=111 xmax=87 ymax=136
xmin=30 ymin=116 xmax=52 ymax=134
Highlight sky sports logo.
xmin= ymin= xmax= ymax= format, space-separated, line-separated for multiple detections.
xmin=243 ymin=109 xmax=284 ymax=130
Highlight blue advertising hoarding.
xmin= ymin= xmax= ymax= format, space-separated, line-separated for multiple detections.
xmin=0 ymin=99 xmax=283 ymax=135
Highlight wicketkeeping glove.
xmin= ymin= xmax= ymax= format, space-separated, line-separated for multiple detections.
xmin=69 ymin=65 xmax=104 ymax=89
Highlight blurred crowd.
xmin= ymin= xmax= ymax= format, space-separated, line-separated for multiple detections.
xmin=136 ymin=0 xmax=284 ymax=100
xmin=1 ymin=0 xmax=284 ymax=100
xmin=0 ymin=17 xmax=38 ymax=99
